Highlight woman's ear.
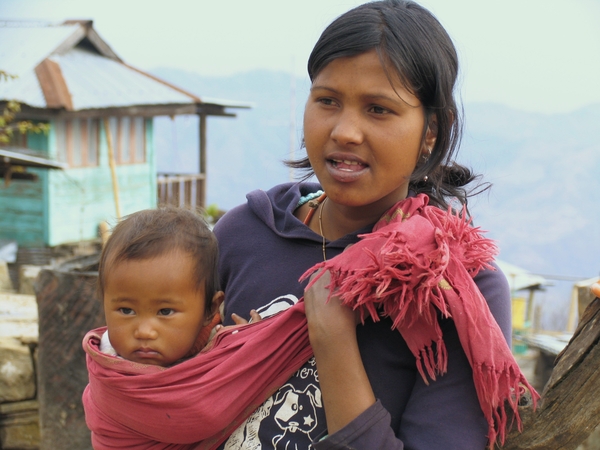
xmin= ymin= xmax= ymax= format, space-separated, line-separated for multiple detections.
xmin=424 ymin=115 xmax=438 ymax=153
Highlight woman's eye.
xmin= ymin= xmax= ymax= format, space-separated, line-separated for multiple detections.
xmin=369 ymin=105 xmax=389 ymax=114
xmin=158 ymin=308 xmax=175 ymax=316
xmin=119 ymin=308 xmax=135 ymax=315
xmin=318 ymin=98 xmax=336 ymax=106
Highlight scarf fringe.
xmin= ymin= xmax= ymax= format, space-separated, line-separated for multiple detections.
xmin=473 ymin=362 xmax=537 ymax=446
xmin=300 ymin=194 xmax=538 ymax=448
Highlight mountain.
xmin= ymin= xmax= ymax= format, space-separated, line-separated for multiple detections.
xmin=152 ymin=68 xmax=312 ymax=209
xmin=151 ymin=67 xmax=600 ymax=329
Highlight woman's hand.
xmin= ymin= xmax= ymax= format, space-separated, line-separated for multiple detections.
xmin=304 ymin=269 xmax=376 ymax=434
xmin=304 ymin=270 xmax=359 ymax=344
xmin=591 ymin=282 xmax=600 ymax=298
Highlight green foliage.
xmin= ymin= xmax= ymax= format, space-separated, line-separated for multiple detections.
xmin=0 ymin=71 xmax=50 ymax=144
xmin=204 ymin=203 xmax=226 ymax=225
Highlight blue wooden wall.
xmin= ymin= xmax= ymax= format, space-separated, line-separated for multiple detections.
xmin=0 ymin=118 xmax=156 ymax=247
xmin=0 ymin=132 xmax=49 ymax=247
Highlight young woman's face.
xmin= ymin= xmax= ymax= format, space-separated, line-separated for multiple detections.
xmin=103 ymin=250 xmax=211 ymax=367
xmin=304 ymin=50 xmax=435 ymax=212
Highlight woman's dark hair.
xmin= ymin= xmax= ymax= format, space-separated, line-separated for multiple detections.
xmin=97 ymin=207 xmax=220 ymax=317
xmin=287 ymin=0 xmax=486 ymax=209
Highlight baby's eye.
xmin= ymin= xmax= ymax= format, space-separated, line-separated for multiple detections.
xmin=119 ymin=308 xmax=135 ymax=315
xmin=158 ymin=308 xmax=175 ymax=316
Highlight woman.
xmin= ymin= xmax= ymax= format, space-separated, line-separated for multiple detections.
xmin=215 ymin=1 xmax=523 ymax=448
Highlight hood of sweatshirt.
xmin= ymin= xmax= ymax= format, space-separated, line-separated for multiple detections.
xmin=245 ymin=182 xmax=372 ymax=248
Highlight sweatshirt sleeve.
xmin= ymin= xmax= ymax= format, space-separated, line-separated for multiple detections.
xmin=312 ymin=401 xmax=404 ymax=450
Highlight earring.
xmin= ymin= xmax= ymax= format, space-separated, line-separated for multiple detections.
xmin=423 ymin=147 xmax=432 ymax=182
xmin=421 ymin=147 xmax=432 ymax=161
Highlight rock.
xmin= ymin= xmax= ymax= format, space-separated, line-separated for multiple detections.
xmin=19 ymin=265 xmax=44 ymax=296
xmin=0 ymin=400 xmax=40 ymax=450
xmin=0 ymin=260 xmax=13 ymax=292
xmin=0 ymin=293 xmax=38 ymax=343
xmin=0 ymin=338 xmax=35 ymax=403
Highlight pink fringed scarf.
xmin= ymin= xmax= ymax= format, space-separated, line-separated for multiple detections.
xmin=301 ymin=193 xmax=538 ymax=448
xmin=82 ymin=302 xmax=312 ymax=450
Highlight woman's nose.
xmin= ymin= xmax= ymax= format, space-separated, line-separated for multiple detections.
xmin=134 ymin=321 xmax=158 ymax=340
xmin=330 ymin=110 xmax=364 ymax=146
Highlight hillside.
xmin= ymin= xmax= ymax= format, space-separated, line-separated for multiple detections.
xmin=151 ymin=67 xmax=600 ymax=327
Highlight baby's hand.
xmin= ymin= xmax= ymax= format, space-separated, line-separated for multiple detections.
xmin=591 ymin=282 xmax=600 ymax=299
xmin=215 ymin=309 xmax=262 ymax=332
xmin=232 ymin=309 xmax=262 ymax=324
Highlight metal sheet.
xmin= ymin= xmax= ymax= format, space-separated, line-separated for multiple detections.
xmin=0 ymin=148 xmax=68 ymax=169
xmin=54 ymin=48 xmax=196 ymax=109
xmin=521 ymin=333 xmax=573 ymax=356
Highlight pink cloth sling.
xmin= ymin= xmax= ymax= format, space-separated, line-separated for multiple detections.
xmin=82 ymin=302 xmax=312 ymax=450
xmin=301 ymin=193 xmax=539 ymax=448
xmin=83 ymin=193 xmax=537 ymax=449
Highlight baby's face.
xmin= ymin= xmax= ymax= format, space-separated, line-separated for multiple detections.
xmin=103 ymin=250 xmax=207 ymax=366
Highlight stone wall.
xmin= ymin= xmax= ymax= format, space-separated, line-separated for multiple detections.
xmin=0 ymin=266 xmax=40 ymax=450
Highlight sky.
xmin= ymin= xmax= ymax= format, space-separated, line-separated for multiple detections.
xmin=2 ymin=0 xmax=600 ymax=114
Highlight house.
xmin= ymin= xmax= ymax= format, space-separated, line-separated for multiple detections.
xmin=0 ymin=19 xmax=250 ymax=250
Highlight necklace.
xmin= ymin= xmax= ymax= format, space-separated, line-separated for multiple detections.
xmin=302 ymin=192 xmax=328 ymax=261
xmin=318 ymin=197 xmax=328 ymax=261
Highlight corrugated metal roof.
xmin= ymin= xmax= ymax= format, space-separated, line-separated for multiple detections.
xmin=0 ymin=148 xmax=68 ymax=169
xmin=521 ymin=332 xmax=572 ymax=356
xmin=0 ymin=20 xmax=251 ymax=112
xmin=0 ymin=23 xmax=80 ymax=75
xmin=496 ymin=259 xmax=549 ymax=292
xmin=53 ymin=48 xmax=195 ymax=109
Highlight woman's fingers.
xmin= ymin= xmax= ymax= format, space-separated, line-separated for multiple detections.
xmin=591 ymin=282 xmax=600 ymax=298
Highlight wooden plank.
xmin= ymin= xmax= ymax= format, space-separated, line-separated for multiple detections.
xmin=501 ymin=296 xmax=600 ymax=449
xmin=13 ymin=103 xmax=238 ymax=120
xmin=35 ymin=266 xmax=103 ymax=450
xmin=34 ymin=59 xmax=73 ymax=111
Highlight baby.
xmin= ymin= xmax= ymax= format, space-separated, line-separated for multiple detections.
xmin=96 ymin=206 xmax=223 ymax=366
xmin=82 ymin=207 xmax=311 ymax=450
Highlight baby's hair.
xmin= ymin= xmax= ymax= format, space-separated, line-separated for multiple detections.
xmin=97 ymin=207 xmax=220 ymax=317
xmin=288 ymin=0 xmax=487 ymax=210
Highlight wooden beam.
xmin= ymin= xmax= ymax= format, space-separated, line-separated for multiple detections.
xmin=50 ymin=25 xmax=87 ymax=56
xmin=9 ymin=103 xmax=237 ymax=120
xmin=501 ymin=295 xmax=600 ymax=449
xmin=121 ymin=63 xmax=202 ymax=102
xmin=199 ymin=113 xmax=207 ymax=208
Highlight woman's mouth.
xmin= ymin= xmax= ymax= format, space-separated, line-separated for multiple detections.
xmin=326 ymin=157 xmax=368 ymax=182
xmin=330 ymin=158 xmax=366 ymax=171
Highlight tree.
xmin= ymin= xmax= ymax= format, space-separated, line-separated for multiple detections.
xmin=0 ymin=71 xmax=50 ymax=144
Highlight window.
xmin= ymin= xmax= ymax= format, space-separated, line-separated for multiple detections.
xmin=5 ymin=130 xmax=28 ymax=148
xmin=86 ymin=119 xmax=99 ymax=165
xmin=107 ymin=116 xmax=146 ymax=164
xmin=134 ymin=117 xmax=145 ymax=162
xmin=54 ymin=118 xmax=100 ymax=167
xmin=53 ymin=117 xmax=145 ymax=167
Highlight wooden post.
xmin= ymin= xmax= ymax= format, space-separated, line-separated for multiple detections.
xmin=103 ymin=118 xmax=121 ymax=220
xmin=198 ymin=113 xmax=206 ymax=208
xmin=501 ymin=295 xmax=600 ymax=449
xmin=34 ymin=259 xmax=103 ymax=450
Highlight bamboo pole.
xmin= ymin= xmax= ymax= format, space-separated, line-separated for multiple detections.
xmin=103 ymin=118 xmax=121 ymax=220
